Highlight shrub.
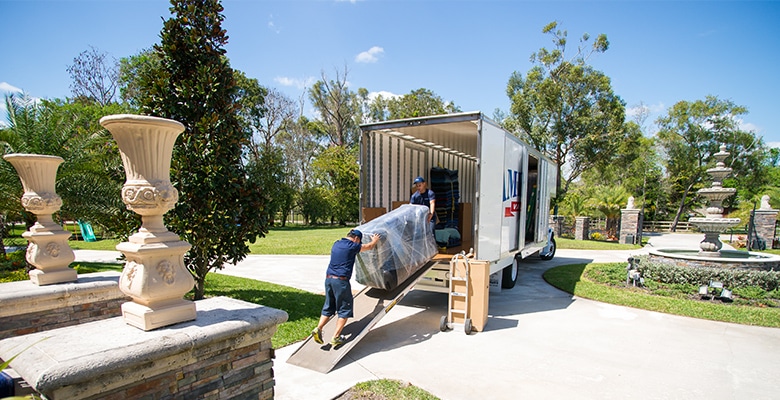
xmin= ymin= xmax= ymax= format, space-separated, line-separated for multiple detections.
xmin=635 ymin=256 xmax=780 ymax=291
xmin=734 ymin=286 xmax=767 ymax=300
xmin=590 ymin=232 xmax=604 ymax=241
xmin=0 ymin=250 xmax=28 ymax=273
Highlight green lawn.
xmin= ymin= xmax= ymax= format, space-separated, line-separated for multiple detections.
xmin=556 ymin=237 xmax=643 ymax=250
xmin=544 ymin=262 xmax=780 ymax=327
xmin=66 ymin=224 xmax=350 ymax=254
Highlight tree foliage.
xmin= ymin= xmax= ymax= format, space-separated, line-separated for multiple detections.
xmin=118 ymin=48 xmax=161 ymax=108
xmin=312 ymin=146 xmax=360 ymax=224
xmin=67 ymin=46 xmax=119 ymax=106
xmin=309 ymin=67 xmax=361 ymax=148
xmin=655 ymin=95 xmax=768 ymax=230
xmin=133 ymin=0 xmax=268 ymax=300
xmin=363 ymin=88 xmax=461 ymax=122
xmin=0 ymin=94 xmax=137 ymax=250
xmin=505 ymin=21 xmax=626 ymax=200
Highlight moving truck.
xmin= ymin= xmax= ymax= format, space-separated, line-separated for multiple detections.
xmin=287 ymin=112 xmax=557 ymax=373
xmin=359 ymin=111 xmax=557 ymax=290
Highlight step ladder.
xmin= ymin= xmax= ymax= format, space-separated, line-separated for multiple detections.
xmin=440 ymin=253 xmax=472 ymax=334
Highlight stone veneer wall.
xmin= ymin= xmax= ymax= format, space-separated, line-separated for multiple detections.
xmin=575 ymin=216 xmax=590 ymax=241
xmin=753 ymin=209 xmax=778 ymax=247
xmin=0 ymin=297 xmax=126 ymax=339
xmin=0 ymin=272 xmax=129 ymax=340
xmin=0 ymin=297 xmax=287 ymax=400
xmin=96 ymin=338 xmax=276 ymax=400
xmin=620 ymin=209 xmax=642 ymax=245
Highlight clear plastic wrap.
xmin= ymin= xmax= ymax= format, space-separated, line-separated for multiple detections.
xmin=354 ymin=204 xmax=439 ymax=290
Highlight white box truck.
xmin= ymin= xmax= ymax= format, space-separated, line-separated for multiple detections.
xmin=359 ymin=111 xmax=557 ymax=290
xmin=288 ymin=112 xmax=557 ymax=373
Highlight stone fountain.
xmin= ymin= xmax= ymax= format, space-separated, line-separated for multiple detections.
xmin=649 ymin=144 xmax=780 ymax=270
xmin=688 ymin=144 xmax=741 ymax=256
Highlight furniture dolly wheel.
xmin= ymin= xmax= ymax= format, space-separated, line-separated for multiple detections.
xmin=439 ymin=315 xmax=449 ymax=332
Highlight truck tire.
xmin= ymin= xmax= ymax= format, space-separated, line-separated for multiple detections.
xmin=501 ymin=258 xmax=519 ymax=289
xmin=540 ymin=238 xmax=556 ymax=261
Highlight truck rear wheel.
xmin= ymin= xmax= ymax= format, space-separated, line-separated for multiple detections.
xmin=501 ymin=258 xmax=519 ymax=289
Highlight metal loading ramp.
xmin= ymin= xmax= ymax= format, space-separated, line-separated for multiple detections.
xmin=286 ymin=261 xmax=437 ymax=373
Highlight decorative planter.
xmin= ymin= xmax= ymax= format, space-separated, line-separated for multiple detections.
xmin=3 ymin=154 xmax=77 ymax=285
xmin=100 ymin=114 xmax=196 ymax=330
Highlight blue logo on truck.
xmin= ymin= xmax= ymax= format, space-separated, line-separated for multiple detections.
xmin=503 ymin=169 xmax=520 ymax=217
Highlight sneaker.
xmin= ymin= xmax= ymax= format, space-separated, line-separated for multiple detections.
xmin=311 ymin=328 xmax=323 ymax=344
xmin=331 ymin=335 xmax=347 ymax=347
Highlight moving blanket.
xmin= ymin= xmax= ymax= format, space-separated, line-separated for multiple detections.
xmin=354 ymin=204 xmax=438 ymax=290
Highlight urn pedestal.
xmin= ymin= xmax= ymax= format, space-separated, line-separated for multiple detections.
xmin=100 ymin=114 xmax=196 ymax=330
xmin=3 ymin=154 xmax=76 ymax=285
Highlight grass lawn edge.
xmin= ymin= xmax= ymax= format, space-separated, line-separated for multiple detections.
xmin=543 ymin=263 xmax=780 ymax=328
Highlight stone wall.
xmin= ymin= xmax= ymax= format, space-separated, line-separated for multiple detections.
xmin=575 ymin=216 xmax=590 ymax=240
xmin=0 ymin=272 xmax=129 ymax=340
xmin=0 ymin=297 xmax=288 ymax=400
xmin=620 ymin=209 xmax=642 ymax=245
xmin=97 ymin=338 xmax=276 ymax=400
xmin=0 ymin=297 xmax=126 ymax=339
xmin=753 ymin=209 xmax=778 ymax=247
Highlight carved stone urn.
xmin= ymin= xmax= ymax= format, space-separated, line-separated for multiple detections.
xmin=99 ymin=114 xmax=196 ymax=330
xmin=3 ymin=154 xmax=77 ymax=285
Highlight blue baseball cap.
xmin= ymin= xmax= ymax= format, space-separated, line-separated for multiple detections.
xmin=413 ymin=176 xmax=425 ymax=184
xmin=349 ymin=229 xmax=363 ymax=241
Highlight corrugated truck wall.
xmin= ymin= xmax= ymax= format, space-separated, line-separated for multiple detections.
xmin=362 ymin=131 xmax=477 ymax=210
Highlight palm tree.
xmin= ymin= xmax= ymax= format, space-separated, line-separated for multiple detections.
xmin=589 ymin=185 xmax=630 ymax=239
xmin=0 ymin=93 xmax=137 ymax=249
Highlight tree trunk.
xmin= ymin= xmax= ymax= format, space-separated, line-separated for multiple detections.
xmin=194 ymin=276 xmax=206 ymax=300
xmin=0 ymin=214 xmax=7 ymax=258
xmin=671 ymin=182 xmax=695 ymax=232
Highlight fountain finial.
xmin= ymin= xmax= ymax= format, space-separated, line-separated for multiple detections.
xmin=760 ymin=195 xmax=773 ymax=210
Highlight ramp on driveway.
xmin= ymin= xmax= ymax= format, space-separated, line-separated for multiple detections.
xmin=286 ymin=261 xmax=437 ymax=373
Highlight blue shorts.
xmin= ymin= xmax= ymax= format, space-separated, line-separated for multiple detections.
xmin=322 ymin=277 xmax=353 ymax=319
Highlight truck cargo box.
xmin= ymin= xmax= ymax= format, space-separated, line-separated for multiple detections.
xmin=359 ymin=112 xmax=557 ymax=289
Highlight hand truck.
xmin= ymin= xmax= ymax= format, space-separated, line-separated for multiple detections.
xmin=440 ymin=253 xmax=472 ymax=334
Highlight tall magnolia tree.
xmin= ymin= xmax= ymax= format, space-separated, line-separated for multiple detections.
xmin=505 ymin=21 xmax=626 ymax=201
xmin=133 ymin=0 xmax=268 ymax=299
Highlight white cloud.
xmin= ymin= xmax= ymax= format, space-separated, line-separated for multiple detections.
xmin=267 ymin=14 xmax=280 ymax=34
xmin=0 ymin=82 xmax=23 ymax=94
xmin=274 ymin=76 xmax=316 ymax=90
xmin=626 ymin=102 xmax=665 ymax=119
xmin=368 ymin=90 xmax=400 ymax=101
xmin=767 ymin=142 xmax=780 ymax=149
xmin=355 ymin=46 xmax=384 ymax=64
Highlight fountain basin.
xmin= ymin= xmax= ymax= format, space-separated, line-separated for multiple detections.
xmin=649 ymin=248 xmax=780 ymax=271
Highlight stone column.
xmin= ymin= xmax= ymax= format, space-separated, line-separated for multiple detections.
xmin=753 ymin=195 xmax=778 ymax=248
xmin=3 ymin=154 xmax=76 ymax=285
xmin=620 ymin=196 xmax=642 ymax=244
xmin=549 ymin=215 xmax=565 ymax=238
xmin=100 ymin=114 xmax=196 ymax=331
xmin=575 ymin=216 xmax=590 ymax=241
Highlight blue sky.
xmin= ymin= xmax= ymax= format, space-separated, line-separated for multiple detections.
xmin=2 ymin=0 xmax=779 ymax=147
